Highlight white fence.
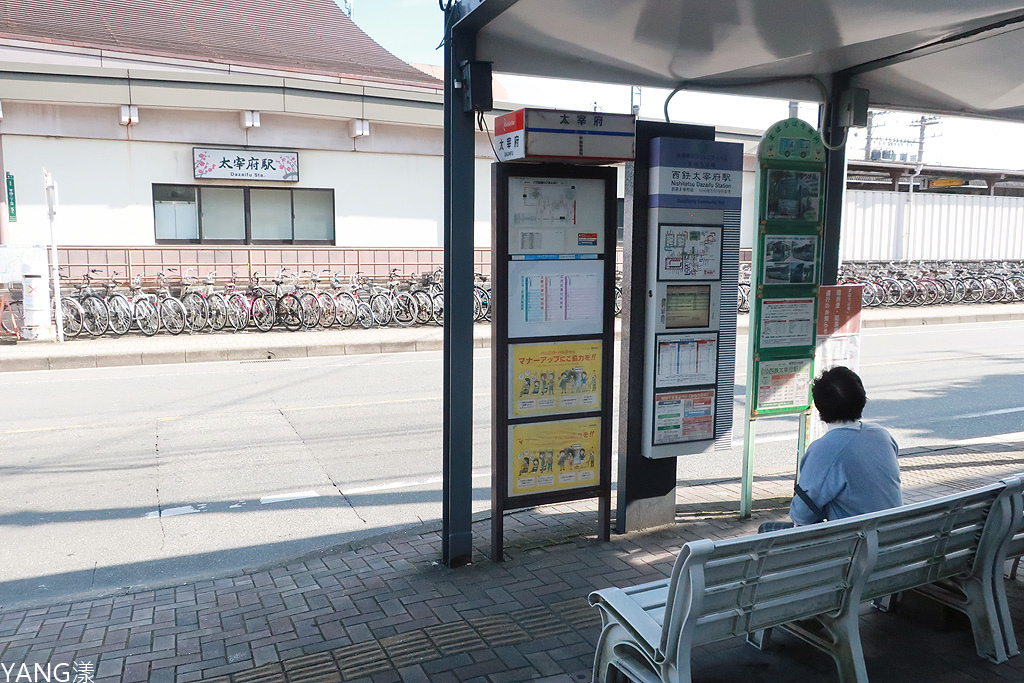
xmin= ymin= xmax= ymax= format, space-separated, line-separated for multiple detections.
xmin=841 ymin=190 xmax=1024 ymax=261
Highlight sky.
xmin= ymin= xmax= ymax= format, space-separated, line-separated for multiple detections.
xmin=349 ymin=0 xmax=1024 ymax=171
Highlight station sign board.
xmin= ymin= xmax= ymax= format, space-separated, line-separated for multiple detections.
xmin=493 ymin=109 xmax=635 ymax=164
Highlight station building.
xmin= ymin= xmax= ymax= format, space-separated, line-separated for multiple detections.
xmin=0 ymin=0 xmax=506 ymax=278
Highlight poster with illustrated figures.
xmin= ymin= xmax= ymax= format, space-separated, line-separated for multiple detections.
xmin=509 ymin=417 xmax=600 ymax=497
xmin=510 ymin=341 xmax=602 ymax=418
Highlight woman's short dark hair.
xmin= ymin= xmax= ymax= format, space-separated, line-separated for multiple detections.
xmin=812 ymin=366 xmax=867 ymax=423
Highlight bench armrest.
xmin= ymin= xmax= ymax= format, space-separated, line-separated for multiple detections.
xmin=590 ymin=583 xmax=669 ymax=661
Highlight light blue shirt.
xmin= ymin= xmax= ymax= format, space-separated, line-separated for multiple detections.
xmin=790 ymin=421 xmax=902 ymax=525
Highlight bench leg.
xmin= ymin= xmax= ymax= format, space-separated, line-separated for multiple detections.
xmin=915 ymin=577 xmax=1011 ymax=664
xmin=782 ymin=612 xmax=869 ymax=683
xmin=592 ymin=622 xmax=672 ymax=683
xmin=746 ymin=627 xmax=772 ymax=650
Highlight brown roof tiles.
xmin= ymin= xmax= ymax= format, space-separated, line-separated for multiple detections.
xmin=0 ymin=0 xmax=441 ymax=87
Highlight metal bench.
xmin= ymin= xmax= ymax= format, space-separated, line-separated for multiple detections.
xmin=589 ymin=476 xmax=1023 ymax=683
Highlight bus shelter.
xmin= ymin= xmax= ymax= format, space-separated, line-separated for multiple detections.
xmin=440 ymin=0 xmax=1024 ymax=566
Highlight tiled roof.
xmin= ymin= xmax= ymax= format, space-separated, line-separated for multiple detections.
xmin=0 ymin=0 xmax=441 ymax=87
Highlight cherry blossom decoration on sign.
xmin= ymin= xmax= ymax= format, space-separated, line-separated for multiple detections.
xmin=192 ymin=148 xmax=300 ymax=181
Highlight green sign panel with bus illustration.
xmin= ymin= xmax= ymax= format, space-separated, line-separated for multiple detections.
xmin=747 ymin=118 xmax=826 ymax=416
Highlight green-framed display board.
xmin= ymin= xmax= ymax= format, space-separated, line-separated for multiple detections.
xmin=747 ymin=118 xmax=826 ymax=417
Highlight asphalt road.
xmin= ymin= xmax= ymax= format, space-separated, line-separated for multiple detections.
xmin=2 ymin=319 xmax=1023 ymax=607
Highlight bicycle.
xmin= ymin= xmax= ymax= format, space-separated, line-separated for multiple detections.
xmin=100 ymin=271 xmax=134 ymax=336
xmin=265 ymin=268 xmax=304 ymax=331
xmin=178 ymin=267 xmax=210 ymax=332
xmin=153 ymin=271 xmax=187 ymax=335
xmin=127 ymin=275 xmax=160 ymax=337
xmin=69 ymin=270 xmax=111 ymax=337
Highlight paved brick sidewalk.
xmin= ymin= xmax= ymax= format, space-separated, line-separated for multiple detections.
xmin=2 ymin=441 xmax=1024 ymax=682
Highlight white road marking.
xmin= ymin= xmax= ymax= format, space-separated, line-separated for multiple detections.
xmin=260 ymin=490 xmax=320 ymax=505
xmin=948 ymin=430 xmax=1024 ymax=445
xmin=343 ymin=472 xmax=490 ymax=495
xmin=142 ymin=504 xmax=206 ymax=519
xmin=948 ymin=407 xmax=1024 ymax=421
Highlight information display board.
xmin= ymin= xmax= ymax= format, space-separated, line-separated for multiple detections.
xmin=654 ymin=333 xmax=718 ymax=386
xmin=492 ymin=162 xmax=616 ymax=559
xmin=507 ymin=177 xmax=607 ymax=255
xmin=507 ymin=259 xmax=604 ymax=338
xmin=658 ymin=224 xmax=722 ymax=280
xmin=641 ymin=137 xmax=743 ymax=459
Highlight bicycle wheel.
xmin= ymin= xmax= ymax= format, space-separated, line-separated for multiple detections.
xmin=431 ymin=292 xmax=444 ymax=325
xmin=614 ymin=286 xmax=623 ymax=316
xmin=370 ymin=293 xmax=393 ymax=326
xmin=226 ymin=293 xmax=250 ymax=331
xmin=107 ymin=294 xmax=133 ymax=336
xmin=59 ymin=297 xmax=85 ymax=338
xmin=276 ymin=293 xmax=303 ymax=331
xmin=356 ymin=301 xmax=374 ymax=329
xmin=158 ymin=298 xmax=186 ymax=335
xmin=252 ymin=296 xmax=276 ymax=332
xmin=80 ymin=295 xmax=110 ymax=336
xmin=393 ymin=292 xmax=418 ymax=327
xmin=737 ymin=283 xmax=750 ymax=313
xmin=316 ymin=292 xmax=337 ymax=328
xmin=1 ymin=300 xmax=19 ymax=335
xmin=1007 ymin=276 xmax=1024 ymax=302
xmin=181 ymin=292 xmax=209 ymax=332
xmin=473 ymin=285 xmax=489 ymax=322
xmin=962 ymin=277 xmax=985 ymax=304
xmin=134 ymin=299 xmax=160 ymax=337
xmin=335 ymin=292 xmax=357 ymax=327
xmin=300 ymin=292 xmax=322 ymax=328
xmin=411 ymin=290 xmax=433 ymax=325
xmin=207 ymin=293 xmax=230 ymax=331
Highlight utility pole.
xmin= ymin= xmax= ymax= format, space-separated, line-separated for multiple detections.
xmin=864 ymin=111 xmax=874 ymax=161
xmin=916 ymin=115 xmax=940 ymax=163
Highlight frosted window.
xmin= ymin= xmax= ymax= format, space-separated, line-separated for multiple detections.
xmin=293 ymin=190 xmax=334 ymax=241
xmin=154 ymin=185 xmax=198 ymax=240
xmin=251 ymin=189 xmax=293 ymax=241
xmin=200 ymin=188 xmax=245 ymax=240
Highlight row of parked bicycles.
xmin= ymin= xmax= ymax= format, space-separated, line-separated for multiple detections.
xmin=48 ymin=266 xmax=497 ymax=338
xmin=735 ymin=260 xmax=1024 ymax=312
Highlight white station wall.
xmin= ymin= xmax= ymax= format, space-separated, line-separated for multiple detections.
xmin=3 ymin=135 xmax=494 ymax=248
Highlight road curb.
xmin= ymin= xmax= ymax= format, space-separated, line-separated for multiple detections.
xmin=1 ymin=307 xmax=1023 ymax=373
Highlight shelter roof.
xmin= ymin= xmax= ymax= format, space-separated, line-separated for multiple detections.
xmin=0 ymin=0 xmax=441 ymax=87
xmin=457 ymin=1 xmax=1024 ymax=122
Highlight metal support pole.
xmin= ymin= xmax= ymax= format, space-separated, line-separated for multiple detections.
xmin=442 ymin=6 xmax=475 ymax=568
xmin=43 ymin=170 xmax=64 ymax=343
xmin=820 ymin=78 xmax=850 ymax=287
xmin=740 ymin=417 xmax=756 ymax=518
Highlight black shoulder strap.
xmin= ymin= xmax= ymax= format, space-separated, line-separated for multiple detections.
xmin=794 ymin=483 xmax=827 ymax=523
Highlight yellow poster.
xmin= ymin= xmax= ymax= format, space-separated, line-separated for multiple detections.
xmin=509 ymin=417 xmax=600 ymax=497
xmin=510 ymin=341 xmax=602 ymax=418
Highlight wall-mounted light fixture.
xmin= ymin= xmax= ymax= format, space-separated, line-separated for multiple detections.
xmin=119 ymin=105 xmax=139 ymax=126
xmin=349 ymin=119 xmax=370 ymax=137
xmin=241 ymin=111 xmax=261 ymax=129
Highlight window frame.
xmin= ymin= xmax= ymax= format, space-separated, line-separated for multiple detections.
xmin=153 ymin=183 xmax=336 ymax=245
